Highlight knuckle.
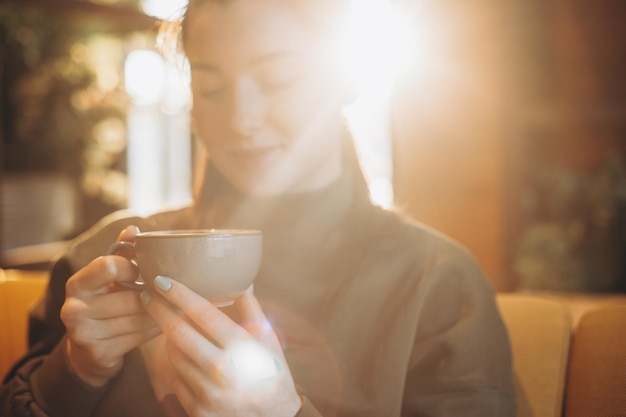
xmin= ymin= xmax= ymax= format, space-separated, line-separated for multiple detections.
xmin=70 ymin=326 xmax=92 ymax=345
xmin=93 ymin=256 xmax=117 ymax=279
xmin=88 ymin=344 xmax=112 ymax=365
xmin=64 ymin=275 xmax=81 ymax=296
xmin=164 ymin=319 xmax=188 ymax=341
xmin=60 ymin=299 xmax=83 ymax=326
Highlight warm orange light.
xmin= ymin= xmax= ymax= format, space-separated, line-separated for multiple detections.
xmin=342 ymin=0 xmax=423 ymax=208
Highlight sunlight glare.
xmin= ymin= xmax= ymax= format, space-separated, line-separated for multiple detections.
xmin=227 ymin=341 xmax=281 ymax=384
xmin=342 ymin=0 xmax=420 ymax=209
xmin=125 ymin=50 xmax=166 ymax=105
xmin=344 ymin=0 xmax=416 ymax=98
xmin=141 ymin=0 xmax=188 ymax=20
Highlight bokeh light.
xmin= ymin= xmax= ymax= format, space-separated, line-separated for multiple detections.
xmin=124 ymin=49 xmax=166 ymax=105
xmin=141 ymin=0 xmax=188 ymax=20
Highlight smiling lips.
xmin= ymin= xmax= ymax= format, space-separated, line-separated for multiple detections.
xmin=228 ymin=144 xmax=283 ymax=167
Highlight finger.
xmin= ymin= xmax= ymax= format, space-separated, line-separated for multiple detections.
xmin=92 ymin=325 xmax=161 ymax=359
xmin=172 ymin=374 xmax=202 ymax=417
xmin=112 ymin=225 xmax=141 ymax=259
xmin=88 ymin=290 xmax=147 ymax=319
xmin=117 ymin=225 xmax=140 ymax=242
xmin=132 ymin=324 xmax=162 ymax=346
xmin=234 ymin=292 xmax=284 ymax=353
xmin=150 ymin=276 xmax=248 ymax=347
xmin=94 ymin=313 xmax=158 ymax=340
xmin=66 ymin=256 xmax=138 ymax=295
xmin=141 ymin=290 xmax=223 ymax=372
xmin=167 ymin=340 xmax=226 ymax=399
xmin=71 ymin=312 xmax=158 ymax=345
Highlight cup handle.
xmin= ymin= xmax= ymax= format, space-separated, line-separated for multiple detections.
xmin=107 ymin=241 xmax=136 ymax=256
xmin=106 ymin=241 xmax=145 ymax=291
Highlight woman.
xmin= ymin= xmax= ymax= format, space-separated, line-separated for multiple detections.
xmin=1 ymin=0 xmax=516 ymax=416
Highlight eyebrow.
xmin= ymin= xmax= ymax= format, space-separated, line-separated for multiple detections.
xmin=189 ymin=63 xmax=220 ymax=72
xmin=250 ymin=51 xmax=300 ymax=66
xmin=190 ymin=51 xmax=300 ymax=73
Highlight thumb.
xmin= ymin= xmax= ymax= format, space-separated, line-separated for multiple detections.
xmin=111 ymin=225 xmax=141 ymax=259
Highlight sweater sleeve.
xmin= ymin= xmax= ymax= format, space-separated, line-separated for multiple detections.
xmin=402 ymin=246 xmax=516 ymax=417
xmin=1 ymin=357 xmax=50 ymax=417
xmin=0 ymin=208 xmax=191 ymax=417
xmin=0 ymin=257 xmax=112 ymax=417
xmin=0 ymin=212 xmax=144 ymax=416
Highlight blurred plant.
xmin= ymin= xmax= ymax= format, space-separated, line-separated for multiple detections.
xmin=0 ymin=4 xmax=137 ymax=231
xmin=514 ymin=154 xmax=626 ymax=292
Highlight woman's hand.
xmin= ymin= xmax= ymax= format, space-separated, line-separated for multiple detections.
xmin=141 ymin=277 xmax=302 ymax=417
xmin=60 ymin=225 xmax=161 ymax=387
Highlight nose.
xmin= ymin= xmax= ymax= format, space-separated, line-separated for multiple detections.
xmin=230 ymin=78 xmax=265 ymax=136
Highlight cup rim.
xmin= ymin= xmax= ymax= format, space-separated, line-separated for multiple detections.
xmin=136 ymin=229 xmax=262 ymax=238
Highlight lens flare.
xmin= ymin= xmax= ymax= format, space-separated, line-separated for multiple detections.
xmin=342 ymin=0 xmax=418 ymax=96
xmin=226 ymin=341 xmax=281 ymax=384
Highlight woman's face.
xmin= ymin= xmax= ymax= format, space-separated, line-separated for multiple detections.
xmin=186 ymin=1 xmax=348 ymax=197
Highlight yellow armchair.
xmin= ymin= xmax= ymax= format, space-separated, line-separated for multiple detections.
xmin=2 ymin=270 xmax=625 ymax=417
xmin=497 ymin=292 xmax=626 ymax=417
xmin=0 ymin=268 xmax=49 ymax=380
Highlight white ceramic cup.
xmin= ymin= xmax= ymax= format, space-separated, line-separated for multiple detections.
xmin=108 ymin=229 xmax=262 ymax=306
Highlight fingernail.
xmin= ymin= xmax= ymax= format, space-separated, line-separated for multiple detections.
xmin=118 ymin=225 xmax=139 ymax=240
xmin=126 ymin=225 xmax=140 ymax=234
xmin=140 ymin=291 xmax=152 ymax=305
xmin=154 ymin=275 xmax=172 ymax=292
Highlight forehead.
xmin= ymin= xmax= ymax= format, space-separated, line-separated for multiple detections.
xmin=185 ymin=1 xmax=318 ymax=66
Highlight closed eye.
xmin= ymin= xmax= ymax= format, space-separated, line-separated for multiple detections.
xmin=191 ymin=64 xmax=226 ymax=99
xmin=199 ymin=87 xmax=226 ymax=98
xmin=254 ymin=54 xmax=304 ymax=92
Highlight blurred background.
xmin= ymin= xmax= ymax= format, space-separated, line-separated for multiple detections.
xmin=0 ymin=0 xmax=624 ymax=294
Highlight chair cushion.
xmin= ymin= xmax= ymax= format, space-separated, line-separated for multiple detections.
xmin=497 ymin=293 xmax=571 ymax=417
xmin=0 ymin=269 xmax=49 ymax=379
xmin=565 ymin=304 xmax=626 ymax=417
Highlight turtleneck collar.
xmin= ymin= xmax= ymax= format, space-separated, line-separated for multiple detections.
xmin=192 ymin=166 xmax=368 ymax=250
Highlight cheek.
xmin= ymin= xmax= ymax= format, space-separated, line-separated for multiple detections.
xmin=266 ymin=80 xmax=331 ymax=141
xmin=266 ymin=102 xmax=304 ymax=141
xmin=192 ymin=104 xmax=229 ymax=149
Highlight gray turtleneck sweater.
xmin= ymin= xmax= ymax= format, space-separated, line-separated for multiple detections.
xmin=1 ymin=170 xmax=515 ymax=417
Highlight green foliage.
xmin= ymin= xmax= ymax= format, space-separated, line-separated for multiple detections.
xmin=0 ymin=5 xmax=127 ymax=177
